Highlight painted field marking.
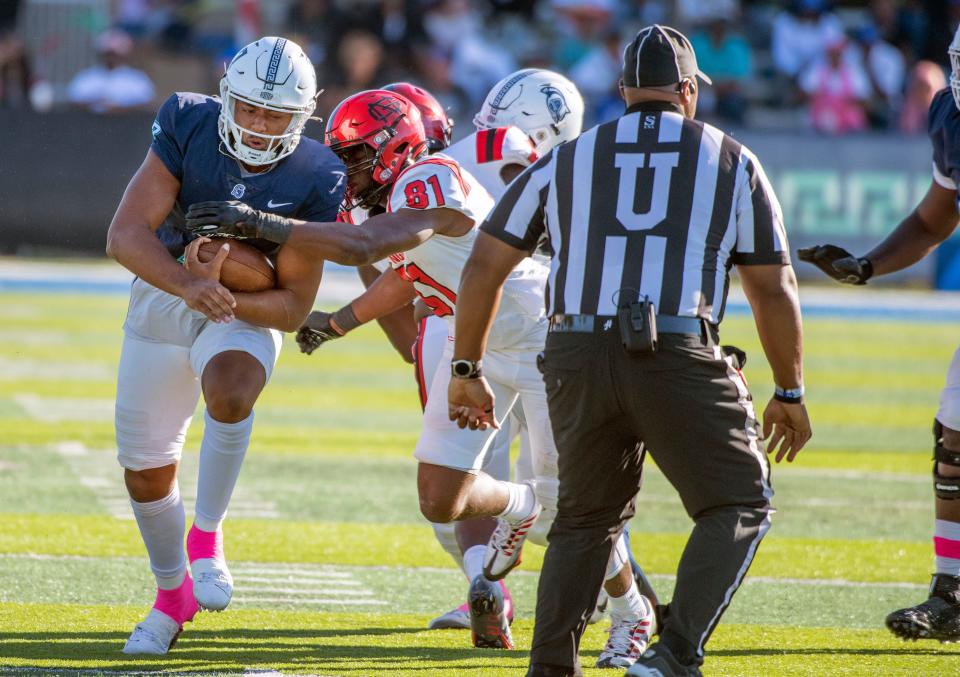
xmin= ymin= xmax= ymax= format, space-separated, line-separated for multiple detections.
xmin=53 ymin=442 xmax=280 ymax=520
xmin=15 ymin=395 xmax=113 ymax=423
xmin=232 ymin=596 xmax=387 ymax=606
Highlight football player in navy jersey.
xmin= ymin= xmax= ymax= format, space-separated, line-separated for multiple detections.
xmin=104 ymin=36 xmax=344 ymax=654
xmin=799 ymin=26 xmax=960 ymax=644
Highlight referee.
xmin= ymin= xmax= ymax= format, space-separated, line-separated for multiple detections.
xmin=448 ymin=25 xmax=811 ymax=677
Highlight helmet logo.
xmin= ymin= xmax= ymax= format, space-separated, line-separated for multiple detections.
xmin=231 ymin=183 xmax=246 ymax=199
xmin=541 ymin=84 xmax=570 ymax=124
xmin=258 ymin=91 xmax=274 ymax=100
xmin=367 ymin=96 xmax=403 ymax=123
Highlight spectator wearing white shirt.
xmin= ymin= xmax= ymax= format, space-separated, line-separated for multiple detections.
xmin=67 ymin=30 xmax=155 ymax=114
xmin=771 ymin=0 xmax=844 ymax=80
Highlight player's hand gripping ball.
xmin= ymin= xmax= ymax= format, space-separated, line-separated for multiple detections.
xmin=187 ymin=237 xmax=276 ymax=292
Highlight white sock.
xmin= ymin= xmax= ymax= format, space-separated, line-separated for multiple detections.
xmin=431 ymin=522 xmax=465 ymax=572
xmin=605 ymin=533 xmax=630 ymax=580
xmin=463 ymin=545 xmax=487 ymax=582
xmin=130 ymin=484 xmax=187 ymax=590
xmin=935 ymin=519 xmax=960 ymax=576
xmin=194 ymin=410 xmax=253 ymax=532
xmin=607 ymin=579 xmax=646 ymax=622
xmin=496 ymin=481 xmax=537 ymax=524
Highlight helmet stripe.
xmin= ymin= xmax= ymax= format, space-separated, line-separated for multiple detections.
xmin=264 ymin=38 xmax=287 ymax=91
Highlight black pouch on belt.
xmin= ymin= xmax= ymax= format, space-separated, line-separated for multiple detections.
xmin=617 ymin=294 xmax=658 ymax=354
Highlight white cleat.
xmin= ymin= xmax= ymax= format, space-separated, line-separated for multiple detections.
xmin=191 ymin=557 xmax=233 ymax=611
xmin=122 ymin=608 xmax=184 ymax=655
xmin=484 ymin=498 xmax=542 ymax=580
xmin=595 ymin=597 xmax=658 ymax=669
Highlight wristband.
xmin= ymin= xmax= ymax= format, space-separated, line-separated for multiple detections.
xmin=774 ymin=385 xmax=804 ymax=404
xmin=330 ymin=304 xmax=361 ymax=335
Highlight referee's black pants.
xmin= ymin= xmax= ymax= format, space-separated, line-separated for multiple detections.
xmin=527 ymin=325 xmax=773 ymax=676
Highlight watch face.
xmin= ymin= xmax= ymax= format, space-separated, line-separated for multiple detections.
xmin=453 ymin=361 xmax=471 ymax=377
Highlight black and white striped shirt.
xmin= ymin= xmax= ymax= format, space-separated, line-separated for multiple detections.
xmin=480 ymin=101 xmax=790 ymax=324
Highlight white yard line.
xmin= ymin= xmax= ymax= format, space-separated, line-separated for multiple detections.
xmin=241 ymin=586 xmax=376 ymax=596
xmin=232 ymin=596 xmax=387 ymax=606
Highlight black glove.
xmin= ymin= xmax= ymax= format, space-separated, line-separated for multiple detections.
xmin=185 ymin=200 xmax=293 ymax=244
xmin=296 ymin=311 xmax=343 ymax=355
xmin=796 ymin=244 xmax=873 ymax=285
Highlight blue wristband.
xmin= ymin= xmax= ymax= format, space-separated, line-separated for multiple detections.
xmin=774 ymin=385 xmax=804 ymax=403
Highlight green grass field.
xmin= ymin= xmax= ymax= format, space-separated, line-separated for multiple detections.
xmin=1 ymin=283 xmax=959 ymax=676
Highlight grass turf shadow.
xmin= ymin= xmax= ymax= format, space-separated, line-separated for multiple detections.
xmin=0 ymin=627 xmax=530 ymax=674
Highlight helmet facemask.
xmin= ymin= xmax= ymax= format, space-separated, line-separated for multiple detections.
xmin=218 ymin=79 xmax=315 ymax=167
xmin=217 ymin=37 xmax=318 ymax=167
xmin=329 ymin=130 xmax=399 ymax=211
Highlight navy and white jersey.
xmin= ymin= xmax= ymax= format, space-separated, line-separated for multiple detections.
xmin=929 ymin=88 xmax=960 ymax=194
xmin=150 ymin=92 xmax=346 ymax=258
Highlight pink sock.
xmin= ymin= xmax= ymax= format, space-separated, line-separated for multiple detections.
xmin=153 ymin=574 xmax=197 ymax=624
xmin=499 ymin=580 xmax=513 ymax=621
xmin=187 ymin=524 xmax=224 ymax=563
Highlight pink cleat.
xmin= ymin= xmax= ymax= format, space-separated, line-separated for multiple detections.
xmin=123 ymin=575 xmax=198 ymax=655
xmin=187 ymin=524 xmax=233 ymax=611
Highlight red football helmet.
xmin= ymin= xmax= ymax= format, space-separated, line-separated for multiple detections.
xmin=325 ymin=89 xmax=427 ymax=209
xmin=383 ymin=82 xmax=453 ymax=152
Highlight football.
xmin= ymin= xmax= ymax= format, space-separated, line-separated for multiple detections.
xmin=196 ymin=239 xmax=276 ymax=293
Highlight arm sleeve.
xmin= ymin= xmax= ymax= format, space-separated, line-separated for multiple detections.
xmin=474 ymin=127 xmax=539 ymax=166
xmin=730 ymin=149 xmax=791 ymax=266
xmin=479 ymin=153 xmax=552 ymax=254
xmin=388 ymin=161 xmax=469 ymax=214
xmin=149 ymin=93 xmax=185 ymax=180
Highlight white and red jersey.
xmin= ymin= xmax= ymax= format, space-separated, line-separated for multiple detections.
xmin=443 ymin=126 xmax=539 ymax=201
xmin=386 ymin=153 xmax=548 ymax=350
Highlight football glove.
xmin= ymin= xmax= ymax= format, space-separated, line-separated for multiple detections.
xmin=796 ymin=244 xmax=873 ymax=285
xmin=185 ymin=200 xmax=293 ymax=244
xmin=296 ymin=311 xmax=343 ymax=355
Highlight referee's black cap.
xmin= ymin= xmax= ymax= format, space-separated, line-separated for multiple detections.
xmin=622 ymin=25 xmax=712 ymax=88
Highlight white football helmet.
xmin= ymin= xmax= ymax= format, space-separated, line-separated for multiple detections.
xmin=473 ymin=69 xmax=584 ymax=156
xmin=951 ymin=26 xmax=960 ymax=110
xmin=218 ymin=36 xmax=317 ymax=166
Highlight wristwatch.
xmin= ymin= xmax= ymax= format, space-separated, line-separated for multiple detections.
xmin=451 ymin=359 xmax=482 ymax=379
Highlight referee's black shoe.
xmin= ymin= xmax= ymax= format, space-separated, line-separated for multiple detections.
xmin=625 ymin=643 xmax=702 ymax=677
xmin=886 ymin=573 xmax=960 ymax=642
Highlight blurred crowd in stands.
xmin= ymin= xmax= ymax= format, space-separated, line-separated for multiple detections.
xmin=0 ymin=0 xmax=956 ymax=136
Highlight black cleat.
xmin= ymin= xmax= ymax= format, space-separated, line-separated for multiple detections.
xmin=886 ymin=573 xmax=960 ymax=642
xmin=468 ymin=574 xmax=513 ymax=649
xmin=625 ymin=643 xmax=702 ymax=677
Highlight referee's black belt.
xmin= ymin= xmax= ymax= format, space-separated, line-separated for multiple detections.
xmin=548 ymin=313 xmax=714 ymax=337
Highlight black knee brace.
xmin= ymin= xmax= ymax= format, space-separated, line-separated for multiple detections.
xmin=934 ymin=420 xmax=960 ymax=500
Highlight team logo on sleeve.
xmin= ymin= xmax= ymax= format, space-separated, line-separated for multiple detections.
xmin=151 ymin=120 xmax=161 ymax=139
xmin=540 ymin=85 xmax=570 ymax=124
xmin=231 ymin=183 xmax=246 ymax=199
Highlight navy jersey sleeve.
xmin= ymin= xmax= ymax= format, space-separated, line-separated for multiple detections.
xmin=150 ymin=94 xmax=184 ymax=178
xmin=149 ymin=92 xmax=216 ymax=180
xmin=297 ymin=144 xmax=347 ymax=223
xmin=928 ymin=88 xmax=960 ymax=191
